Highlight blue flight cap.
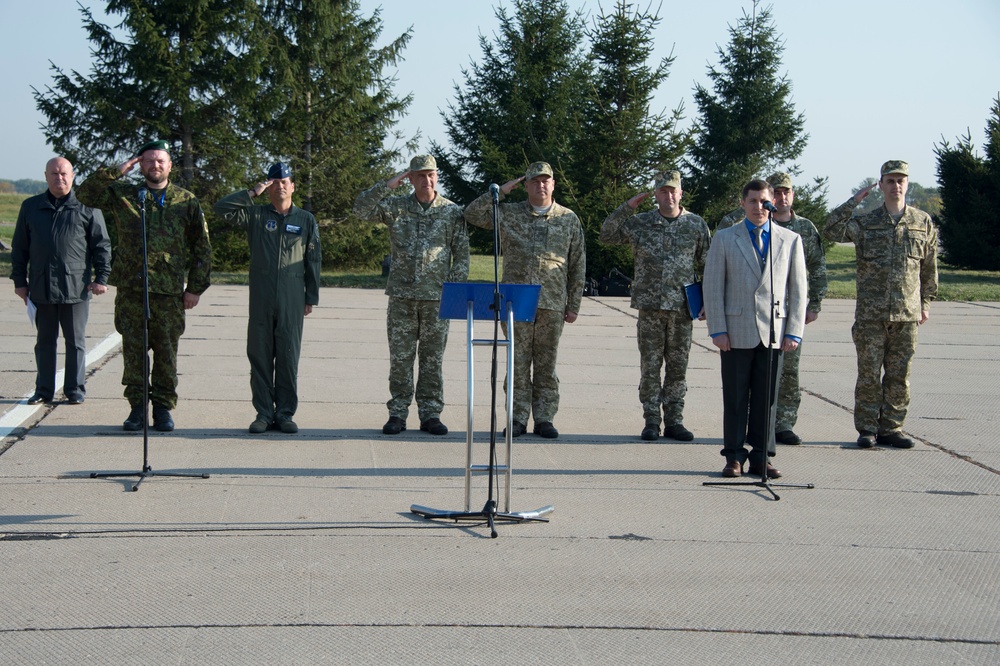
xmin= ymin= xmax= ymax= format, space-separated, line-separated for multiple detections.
xmin=267 ymin=162 xmax=292 ymax=179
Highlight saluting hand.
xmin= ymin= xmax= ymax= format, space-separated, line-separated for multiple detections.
xmin=387 ymin=170 xmax=410 ymax=190
xmin=118 ymin=156 xmax=141 ymax=176
xmin=250 ymin=180 xmax=274 ymax=198
xmin=500 ymin=177 xmax=524 ymax=196
xmin=627 ymin=191 xmax=651 ymax=210
xmin=853 ymin=181 xmax=879 ymax=204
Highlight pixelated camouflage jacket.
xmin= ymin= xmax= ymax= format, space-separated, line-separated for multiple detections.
xmin=465 ymin=192 xmax=586 ymax=313
xmin=353 ymin=181 xmax=470 ymax=300
xmin=600 ymin=203 xmax=710 ymax=311
xmin=823 ymin=198 xmax=937 ymax=321
xmin=718 ymin=208 xmax=828 ymax=312
xmin=76 ymin=167 xmax=212 ymax=296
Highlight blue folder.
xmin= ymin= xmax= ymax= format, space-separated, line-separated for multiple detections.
xmin=683 ymin=282 xmax=703 ymax=321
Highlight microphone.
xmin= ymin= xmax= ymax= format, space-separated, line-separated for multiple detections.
xmin=489 ymin=183 xmax=500 ymax=202
xmin=138 ymin=187 xmax=148 ymax=206
xmin=762 ymin=200 xmax=778 ymax=213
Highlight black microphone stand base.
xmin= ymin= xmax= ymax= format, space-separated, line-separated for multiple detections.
xmin=703 ymin=477 xmax=815 ymax=501
xmin=411 ymin=501 xmax=553 ymax=539
xmin=91 ymin=466 xmax=210 ymax=492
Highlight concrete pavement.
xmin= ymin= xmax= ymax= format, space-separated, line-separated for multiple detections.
xmin=1 ymin=286 xmax=998 ymax=664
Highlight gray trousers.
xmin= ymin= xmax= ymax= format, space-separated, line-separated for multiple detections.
xmin=34 ymin=301 xmax=90 ymax=399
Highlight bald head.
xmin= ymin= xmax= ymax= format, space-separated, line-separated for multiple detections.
xmin=45 ymin=157 xmax=74 ymax=198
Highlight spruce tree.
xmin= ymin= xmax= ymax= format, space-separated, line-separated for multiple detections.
xmin=684 ymin=1 xmax=809 ymax=227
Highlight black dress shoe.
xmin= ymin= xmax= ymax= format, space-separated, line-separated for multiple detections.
xmin=775 ymin=430 xmax=802 ymax=445
xmin=877 ymin=432 xmax=914 ymax=449
xmin=382 ymin=416 xmax=406 ymax=434
xmin=277 ymin=419 xmax=298 ymax=434
xmin=663 ymin=423 xmax=694 ymax=441
xmin=533 ymin=421 xmax=559 ymax=439
xmin=748 ymin=462 xmax=782 ymax=479
xmin=26 ymin=393 xmax=51 ymax=405
xmin=123 ymin=405 xmax=145 ymax=431
xmin=65 ymin=394 xmax=85 ymax=405
xmin=152 ymin=405 xmax=174 ymax=432
xmin=722 ymin=460 xmax=742 ymax=478
xmin=420 ymin=418 xmax=448 ymax=435
xmin=857 ymin=431 xmax=876 ymax=449
xmin=640 ymin=423 xmax=659 ymax=441
xmin=505 ymin=421 xmax=527 ymax=438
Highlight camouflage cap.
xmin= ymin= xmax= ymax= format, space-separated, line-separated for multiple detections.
xmin=409 ymin=154 xmax=437 ymax=172
xmin=267 ymin=161 xmax=292 ymax=179
xmin=137 ymin=139 xmax=170 ymax=156
xmin=767 ymin=171 xmax=793 ymax=190
xmin=880 ymin=160 xmax=909 ymax=177
xmin=653 ymin=170 xmax=682 ymax=189
xmin=525 ymin=161 xmax=554 ymax=180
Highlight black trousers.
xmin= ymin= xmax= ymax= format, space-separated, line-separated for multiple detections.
xmin=34 ymin=301 xmax=90 ymax=399
xmin=719 ymin=343 xmax=783 ymax=466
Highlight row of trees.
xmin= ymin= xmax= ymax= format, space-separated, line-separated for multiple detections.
xmin=35 ymin=1 xmax=977 ymax=275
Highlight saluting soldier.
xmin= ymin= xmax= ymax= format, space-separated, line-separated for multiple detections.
xmin=600 ymin=170 xmax=710 ymax=442
xmin=77 ymin=140 xmax=212 ymax=432
xmin=465 ymin=161 xmax=586 ymax=439
xmin=353 ymin=155 xmax=469 ymax=436
xmin=214 ymin=162 xmax=322 ymax=434
xmin=717 ymin=172 xmax=828 ymax=445
xmin=823 ymin=160 xmax=937 ymax=450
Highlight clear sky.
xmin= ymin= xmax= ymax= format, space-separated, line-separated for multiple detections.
xmin=3 ymin=0 xmax=998 ymax=203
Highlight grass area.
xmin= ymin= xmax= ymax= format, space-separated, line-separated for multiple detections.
xmin=214 ymin=254 xmax=504 ymax=289
xmin=0 ymin=193 xmax=27 ymax=226
xmin=824 ymin=243 xmax=1000 ymax=301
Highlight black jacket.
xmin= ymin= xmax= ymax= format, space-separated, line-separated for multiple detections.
xmin=10 ymin=191 xmax=112 ymax=304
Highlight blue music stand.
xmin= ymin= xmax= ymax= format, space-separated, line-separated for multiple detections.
xmin=410 ymin=282 xmax=553 ymax=524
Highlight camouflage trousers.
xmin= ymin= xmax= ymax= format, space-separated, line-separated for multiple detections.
xmin=775 ymin=342 xmax=802 ymax=433
xmin=851 ymin=320 xmax=918 ymax=435
xmin=502 ymin=308 xmax=565 ymax=425
xmin=114 ymin=289 xmax=185 ymax=409
xmin=636 ymin=309 xmax=692 ymax=426
xmin=386 ymin=297 xmax=449 ymax=421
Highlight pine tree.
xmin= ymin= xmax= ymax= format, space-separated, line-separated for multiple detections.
xmin=934 ymin=95 xmax=1000 ymax=270
xmin=684 ymin=1 xmax=809 ymax=227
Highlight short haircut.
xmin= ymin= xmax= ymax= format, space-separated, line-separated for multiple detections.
xmin=741 ymin=179 xmax=772 ymax=200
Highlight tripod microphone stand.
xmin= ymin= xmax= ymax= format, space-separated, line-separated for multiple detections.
xmin=90 ymin=186 xmax=209 ymax=491
xmin=704 ymin=204 xmax=814 ymax=500
xmin=410 ymin=183 xmax=552 ymax=536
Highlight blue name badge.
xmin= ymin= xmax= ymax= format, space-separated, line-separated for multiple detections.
xmin=285 ymin=224 xmax=302 ymax=235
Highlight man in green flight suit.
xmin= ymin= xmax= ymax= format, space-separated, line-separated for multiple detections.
xmin=353 ymin=155 xmax=469 ymax=436
xmin=77 ymin=140 xmax=212 ymax=432
xmin=823 ymin=160 xmax=937 ymax=450
xmin=214 ymin=162 xmax=322 ymax=434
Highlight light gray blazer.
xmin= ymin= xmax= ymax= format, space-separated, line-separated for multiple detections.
xmin=704 ymin=221 xmax=808 ymax=349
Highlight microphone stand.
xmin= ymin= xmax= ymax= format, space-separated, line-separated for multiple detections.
xmin=89 ymin=186 xmax=209 ymax=491
xmin=704 ymin=207 xmax=814 ymax=500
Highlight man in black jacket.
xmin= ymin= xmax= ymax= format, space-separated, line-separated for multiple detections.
xmin=11 ymin=157 xmax=112 ymax=404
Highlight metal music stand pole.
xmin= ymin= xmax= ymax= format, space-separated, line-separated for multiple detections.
xmin=89 ymin=187 xmax=209 ymax=491
xmin=410 ymin=186 xmax=552 ymax=537
xmin=704 ymin=207 xmax=814 ymax=500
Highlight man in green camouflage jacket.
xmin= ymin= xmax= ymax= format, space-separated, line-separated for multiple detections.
xmin=465 ymin=161 xmax=586 ymax=439
xmin=353 ymin=155 xmax=469 ymax=436
xmin=717 ymin=172 xmax=828 ymax=445
xmin=823 ymin=160 xmax=937 ymax=450
xmin=77 ymin=140 xmax=212 ymax=432
xmin=600 ymin=170 xmax=711 ymax=442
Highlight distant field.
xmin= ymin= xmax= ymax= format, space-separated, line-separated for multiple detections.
xmin=0 ymin=194 xmax=27 ymax=244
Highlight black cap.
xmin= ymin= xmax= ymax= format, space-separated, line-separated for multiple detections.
xmin=267 ymin=162 xmax=292 ymax=179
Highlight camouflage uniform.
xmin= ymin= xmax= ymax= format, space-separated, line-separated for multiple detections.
xmin=718 ymin=209 xmax=827 ymax=432
xmin=77 ymin=167 xmax=212 ymax=410
xmin=600 ymin=203 xmax=710 ymax=426
xmin=214 ymin=190 xmax=321 ymax=424
xmin=352 ymin=181 xmax=469 ymax=421
xmin=824 ymin=197 xmax=937 ymax=435
xmin=465 ymin=192 xmax=585 ymax=425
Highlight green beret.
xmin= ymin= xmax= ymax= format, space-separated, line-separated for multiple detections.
xmin=137 ymin=140 xmax=170 ymax=156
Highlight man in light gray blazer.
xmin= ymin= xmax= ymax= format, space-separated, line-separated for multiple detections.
xmin=704 ymin=179 xmax=808 ymax=479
